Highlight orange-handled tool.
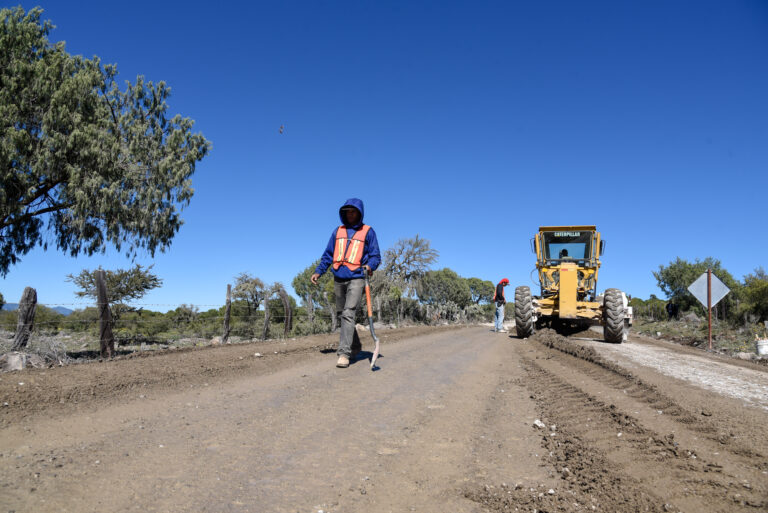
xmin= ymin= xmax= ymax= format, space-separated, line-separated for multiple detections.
xmin=364 ymin=271 xmax=380 ymax=370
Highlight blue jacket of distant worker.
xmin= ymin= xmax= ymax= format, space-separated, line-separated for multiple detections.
xmin=314 ymin=198 xmax=381 ymax=280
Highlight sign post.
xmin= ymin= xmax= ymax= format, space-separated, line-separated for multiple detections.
xmin=707 ymin=269 xmax=712 ymax=350
xmin=688 ymin=269 xmax=730 ymax=351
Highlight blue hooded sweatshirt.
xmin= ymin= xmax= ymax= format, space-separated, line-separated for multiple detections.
xmin=314 ymin=198 xmax=381 ymax=280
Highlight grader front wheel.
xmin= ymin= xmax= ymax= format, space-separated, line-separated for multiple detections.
xmin=603 ymin=288 xmax=625 ymax=343
xmin=514 ymin=286 xmax=535 ymax=338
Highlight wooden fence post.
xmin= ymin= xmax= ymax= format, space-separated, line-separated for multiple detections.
xmin=223 ymin=284 xmax=231 ymax=343
xmin=12 ymin=287 xmax=37 ymax=351
xmin=95 ymin=270 xmax=115 ymax=358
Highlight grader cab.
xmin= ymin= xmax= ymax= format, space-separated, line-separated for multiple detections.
xmin=514 ymin=226 xmax=631 ymax=343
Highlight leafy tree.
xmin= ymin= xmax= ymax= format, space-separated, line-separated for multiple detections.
xmin=367 ymin=269 xmax=393 ymax=324
xmin=417 ymin=268 xmax=472 ymax=308
xmin=629 ymin=294 xmax=668 ymax=321
xmin=292 ymin=260 xmax=332 ymax=308
xmin=653 ymin=257 xmax=740 ymax=320
xmin=0 ymin=308 xmax=16 ymax=330
xmin=466 ymin=277 xmax=494 ymax=304
xmin=292 ymin=261 xmax=316 ymax=304
xmin=376 ymin=235 xmax=438 ymax=325
xmin=388 ymin=285 xmax=404 ymax=326
xmin=293 ymin=260 xmax=335 ymax=332
xmin=34 ymin=305 xmax=64 ymax=333
xmin=172 ymin=304 xmax=199 ymax=325
xmin=250 ymin=281 xmax=298 ymax=340
xmin=272 ymin=282 xmax=294 ymax=336
xmin=741 ymin=267 xmax=768 ymax=322
xmin=0 ymin=291 xmax=4 ymax=311
xmin=382 ymin=235 xmax=439 ymax=297
xmin=64 ymin=307 xmax=99 ymax=332
xmin=0 ymin=7 xmax=211 ymax=276
xmin=115 ymin=308 xmax=170 ymax=340
xmin=66 ymin=264 xmax=162 ymax=318
xmin=232 ymin=272 xmax=266 ymax=315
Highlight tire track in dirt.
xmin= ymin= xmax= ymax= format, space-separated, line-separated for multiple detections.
xmin=529 ymin=360 xmax=765 ymax=510
xmin=466 ymin=353 xmax=669 ymax=513
xmin=465 ymin=329 xmax=768 ymax=512
xmin=532 ymin=330 xmax=768 ymax=465
xmin=526 ymin=330 xmax=764 ymax=510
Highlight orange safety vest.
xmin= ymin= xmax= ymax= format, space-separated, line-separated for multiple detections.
xmin=332 ymin=224 xmax=371 ymax=271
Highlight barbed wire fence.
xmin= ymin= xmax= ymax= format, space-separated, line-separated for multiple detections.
xmin=0 ymin=305 xmax=489 ymax=335
xmin=0 ymin=302 xmax=342 ymax=344
xmin=1 ymin=280 xmax=496 ymax=362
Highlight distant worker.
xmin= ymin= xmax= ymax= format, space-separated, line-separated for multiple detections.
xmin=311 ymin=198 xmax=381 ymax=368
xmin=665 ymin=301 xmax=678 ymax=320
xmin=559 ymin=248 xmax=569 ymax=259
xmin=493 ymin=278 xmax=509 ymax=333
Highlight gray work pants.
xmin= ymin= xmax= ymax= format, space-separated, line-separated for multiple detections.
xmin=334 ymin=278 xmax=364 ymax=357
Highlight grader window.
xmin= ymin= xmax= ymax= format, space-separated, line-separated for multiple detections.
xmin=542 ymin=231 xmax=593 ymax=263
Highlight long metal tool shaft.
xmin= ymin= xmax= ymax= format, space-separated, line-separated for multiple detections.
xmin=364 ymin=272 xmax=380 ymax=369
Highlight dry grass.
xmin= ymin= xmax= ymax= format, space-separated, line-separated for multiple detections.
xmin=633 ymin=318 xmax=761 ymax=354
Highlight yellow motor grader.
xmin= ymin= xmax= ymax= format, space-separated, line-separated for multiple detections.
xmin=514 ymin=226 xmax=631 ymax=343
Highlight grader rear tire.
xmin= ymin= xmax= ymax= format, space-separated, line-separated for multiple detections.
xmin=514 ymin=286 xmax=534 ymax=338
xmin=603 ymin=288 xmax=625 ymax=343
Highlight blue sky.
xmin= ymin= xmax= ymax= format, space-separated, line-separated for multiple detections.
xmin=2 ymin=1 xmax=767 ymax=312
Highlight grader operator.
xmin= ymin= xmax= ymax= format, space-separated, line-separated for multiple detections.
xmin=514 ymin=226 xmax=631 ymax=343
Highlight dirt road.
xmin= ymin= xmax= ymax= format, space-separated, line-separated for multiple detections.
xmin=1 ymin=326 xmax=767 ymax=512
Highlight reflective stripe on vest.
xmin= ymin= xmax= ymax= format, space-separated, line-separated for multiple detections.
xmin=332 ymin=224 xmax=371 ymax=271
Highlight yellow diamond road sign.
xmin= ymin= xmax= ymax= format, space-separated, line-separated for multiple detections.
xmin=687 ymin=272 xmax=730 ymax=307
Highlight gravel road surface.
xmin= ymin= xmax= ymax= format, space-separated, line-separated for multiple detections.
xmin=1 ymin=326 xmax=766 ymax=512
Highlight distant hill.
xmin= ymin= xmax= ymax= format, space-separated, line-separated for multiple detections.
xmin=1 ymin=303 xmax=73 ymax=316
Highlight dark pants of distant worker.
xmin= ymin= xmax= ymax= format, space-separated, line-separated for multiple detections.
xmin=334 ymin=278 xmax=364 ymax=357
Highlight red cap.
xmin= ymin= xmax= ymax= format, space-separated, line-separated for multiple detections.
xmin=501 ymin=278 xmax=509 ymax=284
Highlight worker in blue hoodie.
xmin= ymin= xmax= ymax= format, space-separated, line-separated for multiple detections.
xmin=311 ymin=198 xmax=381 ymax=368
